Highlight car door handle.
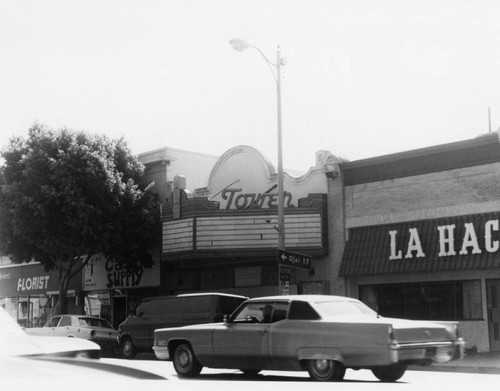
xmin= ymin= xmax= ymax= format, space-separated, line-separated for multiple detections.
xmin=258 ymin=329 xmax=268 ymax=334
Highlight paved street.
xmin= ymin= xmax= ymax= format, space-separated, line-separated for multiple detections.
xmin=101 ymin=357 xmax=500 ymax=390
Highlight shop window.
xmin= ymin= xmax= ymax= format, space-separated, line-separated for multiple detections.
xmin=359 ymin=280 xmax=482 ymax=321
xmin=235 ymin=266 xmax=261 ymax=287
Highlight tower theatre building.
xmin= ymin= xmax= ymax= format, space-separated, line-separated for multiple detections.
xmin=337 ymin=132 xmax=500 ymax=352
xmin=159 ymin=146 xmax=334 ymax=297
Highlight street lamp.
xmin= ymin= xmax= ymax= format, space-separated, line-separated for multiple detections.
xmin=229 ymin=38 xmax=286 ymax=252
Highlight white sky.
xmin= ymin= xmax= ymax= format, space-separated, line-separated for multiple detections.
xmin=1 ymin=0 xmax=500 ymax=172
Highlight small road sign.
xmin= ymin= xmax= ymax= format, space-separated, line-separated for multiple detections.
xmin=278 ymin=250 xmax=313 ymax=270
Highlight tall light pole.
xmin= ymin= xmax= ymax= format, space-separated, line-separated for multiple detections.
xmin=229 ymin=39 xmax=286 ymax=252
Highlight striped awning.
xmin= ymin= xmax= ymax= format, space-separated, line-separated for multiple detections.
xmin=339 ymin=212 xmax=500 ymax=276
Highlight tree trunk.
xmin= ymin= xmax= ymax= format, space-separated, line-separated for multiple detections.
xmin=56 ymin=268 xmax=70 ymax=315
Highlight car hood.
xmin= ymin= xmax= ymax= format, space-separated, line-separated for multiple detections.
xmin=0 ymin=332 xmax=100 ymax=357
xmin=1 ymin=356 xmax=167 ymax=390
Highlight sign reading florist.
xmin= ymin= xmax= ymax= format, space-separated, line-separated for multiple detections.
xmin=389 ymin=216 xmax=500 ymax=261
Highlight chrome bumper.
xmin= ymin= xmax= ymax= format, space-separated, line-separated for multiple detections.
xmin=153 ymin=346 xmax=170 ymax=360
xmin=390 ymin=338 xmax=465 ymax=364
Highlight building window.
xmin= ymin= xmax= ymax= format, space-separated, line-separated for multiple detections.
xmin=359 ymin=280 xmax=482 ymax=321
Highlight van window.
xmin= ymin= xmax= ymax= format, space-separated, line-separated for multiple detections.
xmin=216 ymin=296 xmax=246 ymax=315
xmin=212 ymin=296 xmax=246 ymax=322
xmin=149 ymin=296 xmax=214 ymax=316
xmin=136 ymin=302 xmax=149 ymax=317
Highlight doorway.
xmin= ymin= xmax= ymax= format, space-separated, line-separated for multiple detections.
xmin=112 ymin=294 xmax=127 ymax=330
xmin=486 ymin=279 xmax=500 ymax=351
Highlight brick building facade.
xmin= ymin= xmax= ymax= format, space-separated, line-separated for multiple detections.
xmin=335 ymin=132 xmax=500 ymax=352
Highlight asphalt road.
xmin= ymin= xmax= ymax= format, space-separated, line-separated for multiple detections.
xmin=101 ymin=357 xmax=500 ymax=390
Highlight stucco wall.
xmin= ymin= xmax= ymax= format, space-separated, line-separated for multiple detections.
xmin=344 ymin=162 xmax=500 ymax=228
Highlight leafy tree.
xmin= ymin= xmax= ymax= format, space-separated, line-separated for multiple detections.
xmin=0 ymin=124 xmax=160 ymax=314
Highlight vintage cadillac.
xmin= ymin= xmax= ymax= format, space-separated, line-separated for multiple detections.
xmin=153 ymin=295 xmax=465 ymax=382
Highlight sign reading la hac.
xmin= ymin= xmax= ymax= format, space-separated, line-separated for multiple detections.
xmin=389 ymin=219 xmax=500 ymax=260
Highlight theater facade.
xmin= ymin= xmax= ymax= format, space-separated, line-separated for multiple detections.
xmin=159 ymin=145 xmax=336 ymax=297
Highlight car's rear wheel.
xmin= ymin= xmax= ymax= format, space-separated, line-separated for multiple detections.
xmin=173 ymin=343 xmax=202 ymax=378
xmin=121 ymin=337 xmax=137 ymax=359
xmin=307 ymin=359 xmax=346 ymax=381
xmin=372 ymin=364 xmax=407 ymax=382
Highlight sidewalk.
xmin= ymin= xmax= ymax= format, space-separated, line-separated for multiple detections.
xmin=410 ymin=352 xmax=500 ymax=374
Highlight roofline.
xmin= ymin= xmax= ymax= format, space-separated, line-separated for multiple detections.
xmin=340 ymin=132 xmax=500 ymax=185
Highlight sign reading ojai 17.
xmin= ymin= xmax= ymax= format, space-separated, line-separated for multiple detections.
xmin=278 ymin=250 xmax=313 ymax=270
xmin=83 ymin=254 xmax=160 ymax=291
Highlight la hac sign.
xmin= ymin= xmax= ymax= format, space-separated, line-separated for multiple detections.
xmin=389 ymin=219 xmax=500 ymax=261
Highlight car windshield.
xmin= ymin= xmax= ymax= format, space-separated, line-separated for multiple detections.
xmin=78 ymin=317 xmax=113 ymax=329
xmin=314 ymin=300 xmax=378 ymax=318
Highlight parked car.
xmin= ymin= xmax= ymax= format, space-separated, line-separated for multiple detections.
xmin=118 ymin=292 xmax=247 ymax=359
xmin=0 ymin=307 xmax=100 ymax=359
xmin=26 ymin=314 xmax=119 ymax=355
xmin=153 ymin=294 xmax=465 ymax=382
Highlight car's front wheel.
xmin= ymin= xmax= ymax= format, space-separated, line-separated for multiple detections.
xmin=307 ymin=359 xmax=346 ymax=381
xmin=121 ymin=337 xmax=137 ymax=359
xmin=372 ymin=364 xmax=407 ymax=382
xmin=173 ymin=343 xmax=202 ymax=378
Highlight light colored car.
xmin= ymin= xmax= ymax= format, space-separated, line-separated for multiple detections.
xmin=0 ymin=307 xmax=100 ymax=359
xmin=26 ymin=314 xmax=119 ymax=355
xmin=153 ymin=294 xmax=465 ymax=382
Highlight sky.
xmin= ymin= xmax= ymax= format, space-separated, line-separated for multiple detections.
xmin=1 ymin=0 xmax=500 ymax=173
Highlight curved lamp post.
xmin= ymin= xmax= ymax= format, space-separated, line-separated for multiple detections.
xmin=229 ymin=39 xmax=286 ymax=253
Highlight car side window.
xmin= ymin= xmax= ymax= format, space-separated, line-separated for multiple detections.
xmin=59 ymin=316 xmax=72 ymax=327
xmin=288 ymin=301 xmax=321 ymax=320
xmin=46 ymin=316 xmax=61 ymax=327
xmin=271 ymin=302 xmax=289 ymax=322
xmin=233 ymin=303 xmax=266 ymax=323
xmin=231 ymin=302 xmax=288 ymax=324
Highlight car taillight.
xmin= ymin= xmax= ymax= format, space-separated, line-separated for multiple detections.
xmin=389 ymin=326 xmax=396 ymax=342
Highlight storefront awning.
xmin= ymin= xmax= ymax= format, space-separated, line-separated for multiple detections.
xmin=0 ymin=263 xmax=82 ymax=297
xmin=340 ymin=212 xmax=500 ymax=276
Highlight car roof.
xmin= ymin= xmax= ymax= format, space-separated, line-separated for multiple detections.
xmin=245 ymin=295 xmax=357 ymax=303
xmin=52 ymin=315 xmax=109 ymax=321
xmin=143 ymin=292 xmax=248 ymax=302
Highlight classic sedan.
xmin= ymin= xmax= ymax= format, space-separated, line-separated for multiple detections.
xmin=153 ymin=295 xmax=465 ymax=382
xmin=26 ymin=315 xmax=119 ymax=355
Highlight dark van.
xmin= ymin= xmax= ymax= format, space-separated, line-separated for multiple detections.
xmin=118 ymin=292 xmax=247 ymax=359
